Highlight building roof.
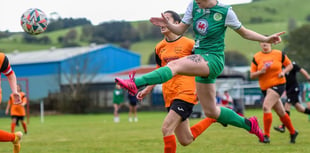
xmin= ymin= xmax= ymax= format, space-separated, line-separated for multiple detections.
xmin=61 ymin=65 xmax=157 ymax=85
xmin=113 ymin=65 xmax=157 ymax=76
xmin=6 ymin=44 xmax=108 ymax=65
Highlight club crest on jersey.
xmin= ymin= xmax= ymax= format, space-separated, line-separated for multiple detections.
xmin=213 ymin=13 xmax=222 ymax=21
xmin=174 ymin=46 xmax=182 ymax=54
xmin=195 ymin=19 xmax=208 ymax=35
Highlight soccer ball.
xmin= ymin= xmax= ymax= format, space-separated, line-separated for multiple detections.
xmin=20 ymin=8 xmax=48 ymax=35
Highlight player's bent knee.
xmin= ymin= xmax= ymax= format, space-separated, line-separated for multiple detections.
xmin=178 ymin=139 xmax=192 ymax=146
xmin=204 ymin=110 xmax=217 ymax=118
xmin=167 ymin=61 xmax=182 ymax=73
xmin=262 ymin=105 xmax=271 ymax=112
xmin=161 ymin=126 xmax=174 ymax=136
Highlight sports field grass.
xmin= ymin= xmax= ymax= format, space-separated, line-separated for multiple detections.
xmin=0 ymin=108 xmax=309 ymax=153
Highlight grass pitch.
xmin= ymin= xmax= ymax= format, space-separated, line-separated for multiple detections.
xmin=0 ymin=109 xmax=309 ymax=153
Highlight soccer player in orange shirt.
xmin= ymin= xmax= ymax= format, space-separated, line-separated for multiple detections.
xmin=250 ymin=40 xmax=298 ymax=144
xmin=116 ymin=0 xmax=286 ymax=145
xmin=136 ymin=10 xmax=216 ymax=153
xmin=0 ymin=52 xmax=23 ymax=153
xmin=6 ymin=84 xmax=28 ymax=134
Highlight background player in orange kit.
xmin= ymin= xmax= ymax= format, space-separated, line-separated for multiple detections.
xmin=6 ymin=84 xmax=28 ymax=134
xmin=250 ymin=40 xmax=298 ymax=143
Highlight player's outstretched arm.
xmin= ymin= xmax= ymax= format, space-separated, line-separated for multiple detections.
xmin=6 ymin=72 xmax=21 ymax=104
xmin=300 ymin=68 xmax=310 ymax=80
xmin=235 ymin=26 xmax=285 ymax=44
xmin=136 ymin=85 xmax=156 ymax=101
xmin=150 ymin=13 xmax=189 ymax=35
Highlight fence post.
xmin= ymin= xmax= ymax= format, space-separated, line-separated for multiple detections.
xmin=40 ymin=100 xmax=44 ymax=123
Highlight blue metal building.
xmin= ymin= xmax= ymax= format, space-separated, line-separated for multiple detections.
xmin=2 ymin=44 xmax=140 ymax=102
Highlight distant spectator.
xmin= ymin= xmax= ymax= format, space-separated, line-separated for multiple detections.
xmin=303 ymin=80 xmax=310 ymax=121
xmin=221 ymin=90 xmax=233 ymax=109
xmin=127 ymin=93 xmax=139 ymax=122
xmin=113 ymin=84 xmax=125 ymax=123
xmin=5 ymin=84 xmax=28 ymax=134
xmin=215 ymin=91 xmax=222 ymax=105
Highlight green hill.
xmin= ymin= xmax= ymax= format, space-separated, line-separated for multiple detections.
xmin=234 ymin=0 xmax=310 ymax=24
xmin=1 ymin=0 xmax=309 ymax=65
xmin=132 ymin=0 xmax=310 ymax=64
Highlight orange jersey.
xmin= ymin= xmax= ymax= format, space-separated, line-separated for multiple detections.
xmin=8 ymin=92 xmax=27 ymax=116
xmin=0 ymin=53 xmax=6 ymax=102
xmin=251 ymin=50 xmax=291 ymax=90
xmin=0 ymin=53 xmax=5 ymax=68
xmin=155 ymin=36 xmax=197 ymax=107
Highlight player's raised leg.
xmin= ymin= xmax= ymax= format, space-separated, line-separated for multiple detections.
xmin=196 ymin=83 xmax=264 ymax=142
xmin=0 ymin=130 xmax=22 ymax=153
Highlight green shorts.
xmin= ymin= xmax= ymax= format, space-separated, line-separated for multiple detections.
xmin=195 ymin=52 xmax=224 ymax=84
xmin=113 ymin=100 xmax=124 ymax=105
xmin=305 ymin=97 xmax=310 ymax=102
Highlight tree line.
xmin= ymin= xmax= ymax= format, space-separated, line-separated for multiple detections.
xmin=17 ymin=17 xmax=310 ymax=68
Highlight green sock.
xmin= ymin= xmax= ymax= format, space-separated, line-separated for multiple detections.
xmin=217 ymin=107 xmax=250 ymax=131
xmin=134 ymin=66 xmax=173 ymax=87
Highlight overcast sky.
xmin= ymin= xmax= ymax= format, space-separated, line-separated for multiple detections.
xmin=1 ymin=0 xmax=251 ymax=32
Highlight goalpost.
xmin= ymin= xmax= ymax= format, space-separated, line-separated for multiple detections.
xmin=1 ymin=77 xmax=30 ymax=124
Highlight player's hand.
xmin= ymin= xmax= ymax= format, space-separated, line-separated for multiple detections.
xmin=136 ymin=92 xmax=145 ymax=101
xmin=278 ymin=71 xmax=285 ymax=78
xmin=12 ymin=93 xmax=22 ymax=105
xmin=136 ymin=89 xmax=151 ymax=101
xmin=266 ymin=31 xmax=285 ymax=45
xmin=150 ymin=13 xmax=168 ymax=27
xmin=260 ymin=66 xmax=268 ymax=74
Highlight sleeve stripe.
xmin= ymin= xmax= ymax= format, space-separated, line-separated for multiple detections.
xmin=3 ymin=66 xmax=12 ymax=76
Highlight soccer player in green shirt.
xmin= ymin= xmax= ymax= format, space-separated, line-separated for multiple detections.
xmin=116 ymin=0 xmax=285 ymax=145
xmin=113 ymin=84 xmax=125 ymax=123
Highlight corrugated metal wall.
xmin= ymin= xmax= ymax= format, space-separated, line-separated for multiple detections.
xmin=1 ymin=45 xmax=140 ymax=102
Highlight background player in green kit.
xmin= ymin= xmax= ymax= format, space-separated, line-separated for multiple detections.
xmin=303 ymin=80 xmax=310 ymax=120
xmin=113 ymin=84 xmax=125 ymax=123
xmin=115 ymin=0 xmax=285 ymax=143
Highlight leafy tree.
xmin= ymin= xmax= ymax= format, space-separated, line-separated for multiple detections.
xmin=80 ymin=25 xmax=94 ymax=42
xmin=225 ymin=50 xmax=249 ymax=66
xmin=22 ymin=34 xmax=51 ymax=44
xmin=22 ymin=34 xmax=38 ymax=43
xmin=286 ymin=24 xmax=310 ymax=71
xmin=62 ymin=18 xmax=91 ymax=29
xmin=60 ymin=53 xmax=103 ymax=113
xmin=0 ymin=31 xmax=10 ymax=39
xmin=148 ymin=52 xmax=156 ymax=65
xmin=46 ymin=17 xmax=91 ymax=32
xmin=93 ymin=21 xmax=140 ymax=43
xmin=61 ymin=29 xmax=80 ymax=47
xmin=250 ymin=16 xmax=264 ymax=23
xmin=137 ymin=22 xmax=151 ymax=39
xmin=120 ymin=40 xmax=131 ymax=49
xmin=288 ymin=18 xmax=297 ymax=32
xmin=64 ymin=29 xmax=78 ymax=42
xmin=45 ymin=20 xmax=64 ymax=32
xmin=38 ymin=36 xmax=51 ymax=44
xmin=149 ymin=25 xmax=162 ymax=39
xmin=306 ymin=14 xmax=310 ymax=22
